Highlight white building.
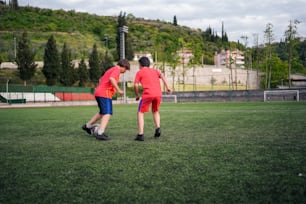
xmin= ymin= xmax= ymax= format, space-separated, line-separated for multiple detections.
xmin=214 ymin=49 xmax=245 ymax=68
xmin=177 ymin=49 xmax=194 ymax=64
xmin=133 ymin=52 xmax=153 ymax=63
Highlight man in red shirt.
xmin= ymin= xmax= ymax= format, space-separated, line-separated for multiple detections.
xmin=82 ymin=59 xmax=130 ymax=140
xmin=134 ymin=56 xmax=171 ymax=141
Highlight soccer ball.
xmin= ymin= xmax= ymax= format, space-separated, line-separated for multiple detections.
xmin=90 ymin=124 xmax=100 ymax=136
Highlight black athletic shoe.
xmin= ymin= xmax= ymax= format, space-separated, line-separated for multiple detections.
xmin=154 ymin=128 xmax=161 ymax=137
xmin=95 ymin=133 xmax=109 ymax=141
xmin=135 ymin=134 xmax=144 ymax=141
xmin=82 ymin=124 xmax=91 ymax=135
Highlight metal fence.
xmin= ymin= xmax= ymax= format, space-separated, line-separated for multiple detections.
xmin=1 ymin=85 xmax=306 ymax=104
xmin=173 ymin=89 xmax=306 ymax=102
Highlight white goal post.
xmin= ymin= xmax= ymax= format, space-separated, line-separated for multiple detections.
xmin=264 ymin=90 xmax=299 ymax=102
xmin=162 ymin=94 xmax=177 ymax=103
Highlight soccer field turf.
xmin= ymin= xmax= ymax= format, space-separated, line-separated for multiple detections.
xmin=1 ymin=102 xmax=306 ymax=203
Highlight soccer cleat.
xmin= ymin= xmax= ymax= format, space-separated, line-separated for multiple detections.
xmin=154 ymin=128 xmax=161 ymax=137
xmin=82 ymin=124 xmax=92 ymax=135
xmin=95 ymin=133 xmax=110 ymax=141
xmin=134 ymin=134 xmax=144 ymax=141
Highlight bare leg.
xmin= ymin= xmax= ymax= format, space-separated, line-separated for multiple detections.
xmin=99 ymin=114 xmax=112 ymax=132
xmin=87 ymin=112 xmax=102 ymax=126
xmin=152 ymin=111 xmax=160 ymax=129
xmin=137 ymin=111 xmax=145 ymax=135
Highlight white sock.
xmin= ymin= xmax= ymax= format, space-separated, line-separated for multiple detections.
xmin=86 ymin=123 xmax=92 ymax=128
xmin=98 ymin=129 xmax=104 ymax=135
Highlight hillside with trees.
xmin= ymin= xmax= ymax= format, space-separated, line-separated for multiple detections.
xmin=0 ymin=2 xmax=235 ymax=61
xmin=0 ymin=1 xmax=305 ymax=88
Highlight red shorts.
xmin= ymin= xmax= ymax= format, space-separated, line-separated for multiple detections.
xmin=138 ymin=96 xmax=161 ymax=113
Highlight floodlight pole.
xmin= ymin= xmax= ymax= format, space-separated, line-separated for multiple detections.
xmin=119 ymin=26 xmax=128 ymax=103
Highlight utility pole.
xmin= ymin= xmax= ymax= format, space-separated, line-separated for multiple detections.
xmin=119 ymin=26 xmax=128 ymax=103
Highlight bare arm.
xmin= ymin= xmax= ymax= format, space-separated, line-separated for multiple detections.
xmin=110 ymin=77 xmax=123 ymax=95
xmin=160 ymin=74 xmax=171 ymax=94
xmin=134 ymin=82 xmax=140 ymax=101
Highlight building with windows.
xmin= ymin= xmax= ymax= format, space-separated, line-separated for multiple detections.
xmin=177 ymin=49 xmax=194 ymax=64
xmin=214 ymin=49 xmax=245 ymax=68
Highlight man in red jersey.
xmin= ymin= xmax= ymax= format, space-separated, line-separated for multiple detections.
xmin=82 ymin=59 xmax=130 ymax=140
xmin=134 ymin=56 xmax=171 ymax=141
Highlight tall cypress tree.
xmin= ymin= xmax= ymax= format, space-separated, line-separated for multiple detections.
xmin=43 ymin=35 xmax=60 ymax=86
xmin=60 ymin=42 xmax=75 ymax=86
xmin=89 ymin=43 xmax=100 ymax=84
xmin=173 ymin=15 xmax=178 ymax=26
xmin=77 ymin=58 xmax=89 ymax=87
xmin=285 ymin=19 xmax=300 ymax=87
xmin=15 ymin=31 xmax=37 ymax=86
xmin=100 ymin=50 xmax=114 ymax=76
xmin=264 ymin=23 xmax=274 ymax=89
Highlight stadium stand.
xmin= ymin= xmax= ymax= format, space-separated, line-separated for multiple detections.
xmin=0 ymin=92 xmax=61 ymax=102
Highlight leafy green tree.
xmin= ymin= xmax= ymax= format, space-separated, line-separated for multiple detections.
xmin=258 ymin=54 xmax=287 ymax=88
xmin=264 ymin=23 xmax=274 ymax=89
xmin=169 ymin=52 xmax=180 ymax=91
xmin=15 ymin=31 xmax=37 ymax=86
xmin=269 ymin=55 xmax=288 ymax=88
xmin=296 ymin=40 xmax=306 ymax=72
xmin=60 ymin=42 xmax=75 ymax=86
xmin=42 ymin=35 xmax=60 ymax=86
xmin=89 ymin=43 xmax=101 ymax=84
xmin=291 ymin=58 xmax=305 ymax=74
xmin=77 ymin=58 xmax=89 ymax=87
xmin=155 ymin=32 xmax=180 ymax=66
xmin=284 ymin=19 xmax=300 ymax=87
xmin=188 ymin=41 xmax=202 ymax=91
xmin=203 ymin=26 xmax=213 ymax=41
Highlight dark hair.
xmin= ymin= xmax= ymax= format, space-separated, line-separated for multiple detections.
xmin=138 ymin=56 xmax=150 ymax=67
xmin=117 ymin=59 xmax=130 ymax=70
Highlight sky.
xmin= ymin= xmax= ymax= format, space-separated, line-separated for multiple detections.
xmin=18 ymin=0 xmax=306 ymax=46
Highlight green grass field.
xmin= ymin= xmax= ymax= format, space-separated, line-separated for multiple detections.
xmin=1 ymin=102 xmax=306 ymax=203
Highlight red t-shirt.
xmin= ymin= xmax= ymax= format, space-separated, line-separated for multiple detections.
xmin=134 ymin=67 xmax=162 ymax=98
xmin=94 ymin=66 xmax=120 ymax=99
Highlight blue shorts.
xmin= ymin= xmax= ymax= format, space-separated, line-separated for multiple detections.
xmin=95 ymin=97 xmax=112 ymax=115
